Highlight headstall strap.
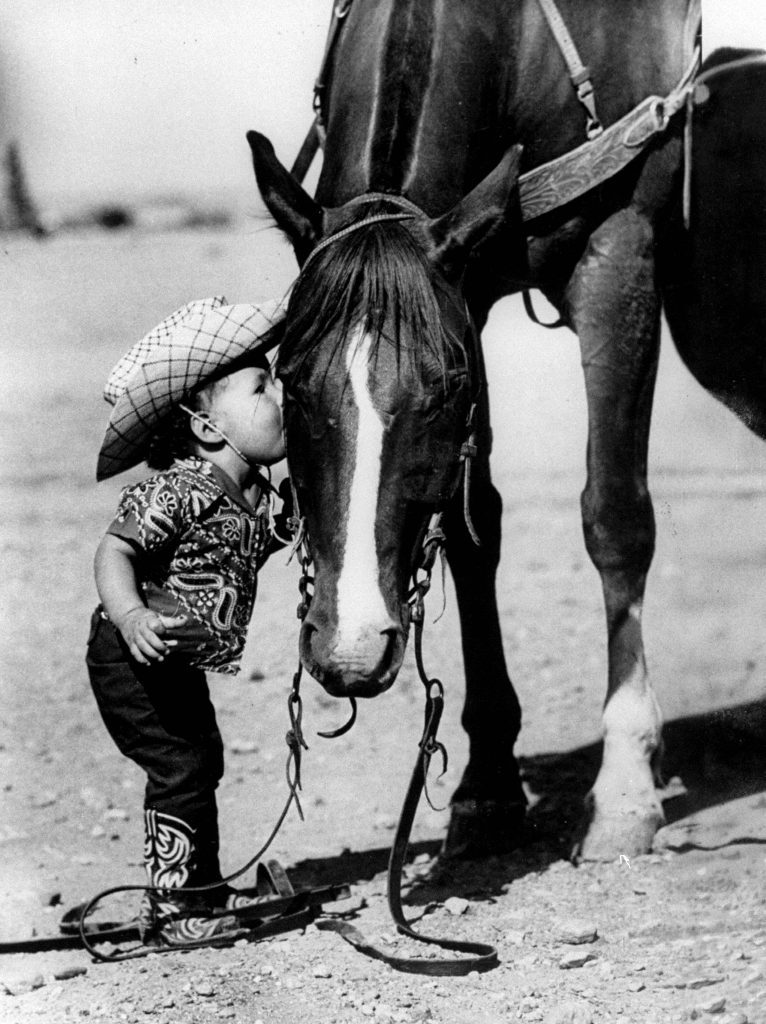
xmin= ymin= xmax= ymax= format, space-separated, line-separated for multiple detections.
xmin=301 ymin=211 xmax=415 ymax=271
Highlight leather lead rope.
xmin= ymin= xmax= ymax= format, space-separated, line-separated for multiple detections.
xmin=316 ymin=690 xmax=499 ymax=972
xmin=535 ymin=0 xmax=603 ymax=140
xmin=317 ymin=529 xmax=499 ymax=975
xmin=316 ymin=670 xmax=498 ymax=974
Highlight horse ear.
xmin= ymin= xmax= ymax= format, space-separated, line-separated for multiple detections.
xmin=428 ymin=145 xmax=524 ymax=277
xmin=246 ymin=130 xmax=324 ymax=260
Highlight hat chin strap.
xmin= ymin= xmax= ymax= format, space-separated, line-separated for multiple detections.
xmin=179 ymin=403 xmax=250 ymax=465
xmin=179 ymin=404 xmax=281 ymax=504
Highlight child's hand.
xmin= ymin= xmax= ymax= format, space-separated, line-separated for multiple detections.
xmin=116 ymin=607 xmax=186 ymax=665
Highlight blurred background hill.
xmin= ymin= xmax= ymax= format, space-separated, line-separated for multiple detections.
xmin=0 ymin=1 xmax=329 ymax=233
xmin=2 ymin=1 xmax=764 ymax=236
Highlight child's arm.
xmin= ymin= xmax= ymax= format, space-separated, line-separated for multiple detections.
xmin=94 ymin=534 xmax=185 ymax=665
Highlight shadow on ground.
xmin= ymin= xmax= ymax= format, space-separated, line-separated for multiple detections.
xmin=288 ymin=698 xmax=766 ymax=903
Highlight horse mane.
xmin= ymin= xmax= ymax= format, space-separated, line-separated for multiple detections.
xmin=277 ymin=216 xmax=466 ymax=387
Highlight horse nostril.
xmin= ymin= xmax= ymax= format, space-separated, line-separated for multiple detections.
xmin=300 ymin=614 xmax=406 ymax=695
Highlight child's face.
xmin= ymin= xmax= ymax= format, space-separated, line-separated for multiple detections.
xmin=207 ymin=364 xmax=285 ymax=465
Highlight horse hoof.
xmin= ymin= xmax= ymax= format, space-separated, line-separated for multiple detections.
xmin=572 ymin=808 xmax=664 ymax=863
xmin=441 ymin=799 xmax=526 ymax=860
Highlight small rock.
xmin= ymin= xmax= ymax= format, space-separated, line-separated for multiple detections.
xmin=559 ymin=952 xmax=597 ymax=970
xmin=719 ymin=1014 xmax=748 ymax=1024
xmin=443 ymin=897 xmax=469 ymax=916
xmin=628 ymin=981 xmax=645 ymax=993
xmin=0 ymin=825 xmax=29 ymax=843
xmin=555 ymin=920 xmax=598 ymax=945
xmin=4 ymin=974 xmax=46 ymax=995
xmin=689 ymin=977 xmax=724 ymax=990
xmin=104 ymin=808 xmax=129 ymax=821
xmin=79 ymin=787 xmax=106 ymax=809
xmin=194 ymin=981 xmax=215 ymax=997
xmin=30 ymin=791 xmax=58 ymax=808
xmin=504 ymin=928 xmax=528 ymax=945
xmin=91 ymin=825 xmax=106 ymax=838
xmin=313 ymin=964 xmax=332 ymax=978
xmin=45 ymin=891 xmax=63 ymax=907
xmin=697 ymin=997 xmax=726 ymax=1015
xmin=545 ymin=1000 xmax=593 ymax=1024
xmin=326 ymin=893 xmax=365 ymax=914
xmin=229 ymin=739 xmax=259 ymax=754
xmin=53 ymin=965 xmax=87 ymax=981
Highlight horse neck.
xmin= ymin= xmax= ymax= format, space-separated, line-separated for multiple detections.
xmin=316 ymin=0 xmax=697 ymax=211
xmin=316 ymin=0 xmax=509 ymax=215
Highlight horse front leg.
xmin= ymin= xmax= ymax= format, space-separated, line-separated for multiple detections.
xmin=567 ymin=209 xmax=665 ymax=861
xmin=441 ymin=387 xmax=527 ymax=859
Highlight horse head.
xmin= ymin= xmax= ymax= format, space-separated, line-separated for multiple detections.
xmin=248 ymin=132 xmax=521 ymax=697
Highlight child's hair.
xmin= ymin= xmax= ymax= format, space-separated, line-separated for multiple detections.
xmin=146 ymin=381 xmax=218 ymax=470
xmin=145 ymin=348 xmax=276 ymax=470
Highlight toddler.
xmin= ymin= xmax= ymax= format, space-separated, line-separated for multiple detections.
xmin=88 ymin=296 xmax=289 ymax=947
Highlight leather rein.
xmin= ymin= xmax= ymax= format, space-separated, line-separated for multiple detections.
xmin=287 ymin=496 xmax=498 ymax=976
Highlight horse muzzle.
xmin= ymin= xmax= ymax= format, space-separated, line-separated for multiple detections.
xmin=299 ymin=613 xmax=407 ymax=697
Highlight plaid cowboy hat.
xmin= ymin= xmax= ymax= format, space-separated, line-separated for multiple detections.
xmin=97 ymin=296 xmax=285 ymax=481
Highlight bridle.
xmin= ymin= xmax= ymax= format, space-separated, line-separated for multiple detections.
xmin=284 ymin=189 xmax=485 ymax=738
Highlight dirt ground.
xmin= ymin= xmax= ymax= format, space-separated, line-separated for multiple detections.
xmin=1 ymin=227 xmax=766 ymax=1024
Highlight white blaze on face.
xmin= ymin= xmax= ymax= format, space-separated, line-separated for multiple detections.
xmin=334 ymin=326 xmax=391 ymax=658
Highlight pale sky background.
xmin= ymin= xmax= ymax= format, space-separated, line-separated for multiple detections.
xmin=1 ymin=1 xmax=764 ymax=207
xmin=0 ymin=1 xmax=329 ymax=205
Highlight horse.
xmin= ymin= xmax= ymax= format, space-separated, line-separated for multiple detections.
xmin=245 ymin=0 xmax=754 ymax=863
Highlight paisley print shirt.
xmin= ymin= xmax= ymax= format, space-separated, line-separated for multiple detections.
xmin=107 ymin=457 xmax=272 ymax=674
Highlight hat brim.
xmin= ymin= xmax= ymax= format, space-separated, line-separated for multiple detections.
xmin=97 ymin=304 xmax=283 ymax=481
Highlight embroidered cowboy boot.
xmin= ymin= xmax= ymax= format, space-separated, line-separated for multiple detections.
xmin=167 ymin=806 xmax=274 ymax=912
xmin=139 ymin=809 xmax=243 ymax=946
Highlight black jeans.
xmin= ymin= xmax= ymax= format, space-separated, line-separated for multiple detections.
xmin=86 ymin=609 xmax=224 ymax=879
